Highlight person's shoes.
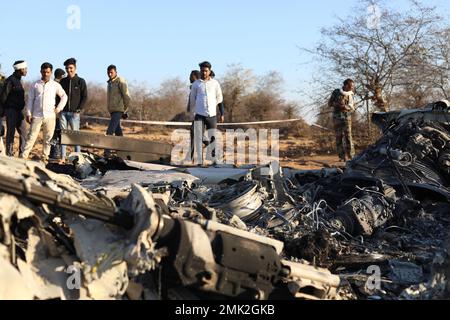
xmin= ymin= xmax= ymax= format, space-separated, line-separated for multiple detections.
xmin=6 ymin=145 xmax=14 ymax=157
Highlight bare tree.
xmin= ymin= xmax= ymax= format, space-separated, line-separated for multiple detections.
xmin=244 ymin=71 xmax=286 ymax=121
xmin=221 ymin=64 xmax=256 ymax=122
xmin=221 ymin=66 xmax=302 ymax=123
xmin=84 ymin=82 xmax=108 ymax=117
xmin=155 ymin=77 xmax=188 ymax=118
xmin=305 ymin=0 xmax=446 ymax=112
xmin=423 ymin=28 xmax=450 ymax=100
xmin=128 ymin=82 xmax=153 ymax=121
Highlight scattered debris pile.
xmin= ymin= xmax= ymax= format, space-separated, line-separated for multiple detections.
xmin=0 ymin=157 xmax=339 ymax=300
xmin=2 ymin=101 xmax=450 ymax=300
xmin=278 ymin=101 xmax=450 ymax=299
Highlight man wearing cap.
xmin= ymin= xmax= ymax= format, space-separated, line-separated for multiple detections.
xmin=21 ymin=62 xmax=68 ymax=163
xmin=189 ymin=61 xmax=224 ymax=164
xmin=0 ymin=60 xmax=28 ymax=157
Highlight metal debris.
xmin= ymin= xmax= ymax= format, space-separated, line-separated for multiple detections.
xmin=2 ymin=101 xmax=450 ymax=300
xmin=389 ymin=260 xmax=424 ymax=285
xmin=61 ymin=130 xmax=172 ymax=163
xmin=208 ymin=181 xmax=263 ymax=222
xmin=0 ymin=156 xmax=340 ymax=300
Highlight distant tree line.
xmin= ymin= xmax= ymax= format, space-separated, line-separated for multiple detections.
xmin=82 ymin=64 xmax=302 ymax=126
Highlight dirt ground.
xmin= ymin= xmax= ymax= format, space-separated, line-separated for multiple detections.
xmin=6 ymin=122 xmax=345 ymax=170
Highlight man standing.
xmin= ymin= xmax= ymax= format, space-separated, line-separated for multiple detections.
xmin=328 ymin=79 xmax=356 ymax=162
xmin=189 ymin=70 xmax=201 ymax=86
xmin=59 ymin=58 xmax=88 ymax=162
xmin=106 ymin=65 xmax=131 ymax=137
xmin=189 ymin=61 xmax=224 ymax=164
xmin=105 ymin=65 xmax=131 ymax=156
xmin=49 ymin=68 xmax=66 ymax=160
xmin=55 ymin=68 xmax=66 ymax=82
xmin=21 ymin=63 xmax=68 ymax=162
xmin=0 ymin=60 xmax=28 ymax=157
xmin=187 ymin=70 xmax=201 ymax=113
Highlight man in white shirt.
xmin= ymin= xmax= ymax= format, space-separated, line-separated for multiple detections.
xmin=189 ymin=61 xmax=224 ymax=164
xmin=21 ymin=62 xmax=68 ymax=162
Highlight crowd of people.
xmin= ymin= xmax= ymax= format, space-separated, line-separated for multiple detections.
xmin=0 ymin=57 xmax=355 ymax=164
xmin=0 ymin=59 xmax=132 ymax=163
xmin=0 ymin=59 xmax=229 ymax=164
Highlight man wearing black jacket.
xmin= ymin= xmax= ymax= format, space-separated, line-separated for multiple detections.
xmin=0 ymin=60 xmax=28 ymax=157
xmin=59 ymin=58 xmax=88 ymax=162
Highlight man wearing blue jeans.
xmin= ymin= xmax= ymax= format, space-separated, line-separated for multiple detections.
xmin=105 ymin=65 xmax=131 ymax=156
xmin=60 ymin=111 xmax=80 ymax=153
xmin=107 ymin=112 xmax=124 ymax=136
xmin=59 ymin=58 xmax=88 ymax=162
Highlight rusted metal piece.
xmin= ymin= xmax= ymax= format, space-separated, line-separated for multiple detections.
xmin=61 ymin=130 xmax=172 ymax=159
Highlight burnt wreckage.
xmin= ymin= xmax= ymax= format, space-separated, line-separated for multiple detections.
xmin=1 ymin=101 xmax=450 ymax=300
xmin=331 ymin=100 xmax=450 ymax=236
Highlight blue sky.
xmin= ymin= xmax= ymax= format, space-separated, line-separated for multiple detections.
xmin=2 ymin=0 xmax=450 ymax=114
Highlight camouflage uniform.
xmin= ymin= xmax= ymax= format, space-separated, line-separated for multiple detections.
xmin=328 ymin=89 xmax=355 ymax=161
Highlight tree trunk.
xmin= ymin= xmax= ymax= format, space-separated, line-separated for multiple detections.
xmin=373 ymin=85 xmax=388 ymax=112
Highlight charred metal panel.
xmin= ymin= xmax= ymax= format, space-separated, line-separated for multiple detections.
xmin=61 ymin=130 xmax=172 ymax=156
